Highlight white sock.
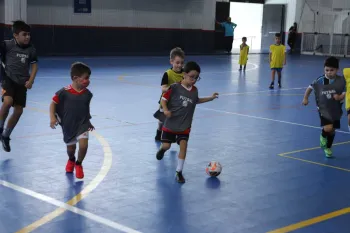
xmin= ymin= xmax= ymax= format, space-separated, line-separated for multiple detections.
xmin=176 ymin=159 xmax=185 ymax=172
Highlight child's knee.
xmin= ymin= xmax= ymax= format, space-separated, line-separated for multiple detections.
xmin=78 ymin=138 xmax=89 ymax=150
xmin=13 ymin=106 xmax=23 ymax=116
xmin=162 ymin=142 xmax=171 ymax=150
xmin=179 ymin=140 xmax=188 ymax=150
xmin=1 ymin=96 xmax=13 ymax=109
xmin=323 ymin=124 xmax=334 ymax=133
xmin=67 ymin=144 xmax=76 ymax=153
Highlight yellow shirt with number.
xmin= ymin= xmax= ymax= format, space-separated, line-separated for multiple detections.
xmin=270 ymin=44 xmax=285 ymax=68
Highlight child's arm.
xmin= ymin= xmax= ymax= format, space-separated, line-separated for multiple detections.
xmin=161 ymin=88 xmax=172 ymax=117
xmin=49 ymin=101 xmax=58 ymax=129
xmin=26 ymin=48 xmax=39 ymax=89
xmin=302 ymin=86 xmax=313 ymax=105
xmin=198 ymin=93 xmax=219 ymax=104
xmin=284 ymin=48 xmax=287 ymax=65
xmin=161 ymin=73 xmax=169 ymax=93
xmin=334 ymin=84 xmax=346 ymax=101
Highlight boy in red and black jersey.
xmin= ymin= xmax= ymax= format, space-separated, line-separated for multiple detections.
xmin=49 ymin=62 xmax=94 ymax=179
xmin=156 ymin=61 xmax=219 ymax=183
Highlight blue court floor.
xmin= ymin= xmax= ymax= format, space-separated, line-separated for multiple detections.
xmin=1 ymin=54 xmax=350 ymax=233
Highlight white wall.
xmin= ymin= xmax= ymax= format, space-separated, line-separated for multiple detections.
xmin=299 ymin=0 xmax=350 ymax=33
xmin=27 ymin=0 xmax=216 ymax=30
xmin=0 ymin=0 xmax=5 ymax=23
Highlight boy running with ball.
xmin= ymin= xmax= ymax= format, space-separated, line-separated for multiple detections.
xmin=156 ymin=61 xmax=219 ymax=183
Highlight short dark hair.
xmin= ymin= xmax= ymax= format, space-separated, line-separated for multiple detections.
xmin=275 ymin=33 xmax=281 ymax=38
xmin=183 ymin=61 xmax=200 ymax=74
xmin=70 ymin=62 xmax=91 ymax=79
xmin=12 ymin=20 xmax=30 ymax=34
xmin=324 ymin=56 xmax=339 ymax=69
xmin=242 ymin=37 xmax=247 ymax=40
xmin=170 ymin=47 xmax=185 ymax=60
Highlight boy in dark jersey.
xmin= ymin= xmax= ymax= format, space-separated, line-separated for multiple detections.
xmin=156 ymin=61 xmax=219 ymax=183
xmin=49 ymin=62 xmax=94 ymax=179
xmin=0 ymin=20 xmax=38 ymax=152
xmin=302 ymin=57 xmax=345 ymax=158
xmin=154 ymin=47 xmax=185 ymax=141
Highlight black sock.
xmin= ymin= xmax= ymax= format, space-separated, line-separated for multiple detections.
xmin=69 ymin=156 xmax=76 ymax=162
xmin=327 ymin=132 xmax=335 ymax=148
xmin=270 ymin=81 xmax=274 ymax=85
xmin=76 ymin=160 xmax=82 ymax=165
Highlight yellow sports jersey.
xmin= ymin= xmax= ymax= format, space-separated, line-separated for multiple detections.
xmin=166 ymin=69 xmax=183 ymax=86
xmin=239 ymin=44 xmax=249 ymax=65
xmin=270 ymin=44 xmax=285 ymax=68
xmin=344 ymin=68 xmax=350 ymax=110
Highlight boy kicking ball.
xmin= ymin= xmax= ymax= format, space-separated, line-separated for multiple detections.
xmin=156 ymin=61 xmax=219 ymax=183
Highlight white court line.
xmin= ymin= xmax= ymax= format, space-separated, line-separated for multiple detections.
xmin=0 ymin=180 xmax=142 ymax=233
xmin=220 ymin=87 xmax=305 ymax=96
xmin=197 ymin=106 xmax=350 ymax=135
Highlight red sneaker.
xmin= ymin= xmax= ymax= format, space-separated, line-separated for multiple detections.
xmin=65 ymin=160 xmax=75 ymax=173
xmin=75 ymin=164 xmax=84 ymax=179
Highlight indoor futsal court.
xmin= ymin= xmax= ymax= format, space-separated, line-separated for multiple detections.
xmin=1 ymin=53 xmax=350 ymax=233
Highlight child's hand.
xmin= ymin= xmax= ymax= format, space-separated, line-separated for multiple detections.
xmin=211 ymin=93 xmax=219 ymax=100
xmin=25 ymin=81 xmax=33 ymax=89
xmin=302 ymin=98 xmax=308 ymax=106
xmin=50 ymin=117 xmax=58 ymax=129
xmin=164 ymin=110 xmax=171 ymax=118
xmin=88 ymin=122 xmax=95 ymax=131
xmin=333 ymin=94 xmax=342 ymax=101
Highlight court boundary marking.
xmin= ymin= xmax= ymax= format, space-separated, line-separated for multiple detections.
xmin=267 ymin=140 xmax=350 ymax=233
xmin=0 ymin=108 xmax=139 ymax=232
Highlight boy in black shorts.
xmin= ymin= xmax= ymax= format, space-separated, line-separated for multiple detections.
xmin=49 ymin=62 xmax=94 ymax=179
xmin=156 ymin=61 xmax=219 ymax=183
xmin=0 ymin=20 xmax=38 ymax=152
xmin=302 ymin=57 xmax=345 ymax=158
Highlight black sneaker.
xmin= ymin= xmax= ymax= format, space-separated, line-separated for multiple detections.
xmin=278 ymin=82 xmax=282 ymax=88
xmin=156 ymin=149 xmax=165 ymax=160
xmin=175 ymin=171 xmax=185 ymax=183
xmin=269 ymin=84 xmax=274 ymax=89
xmin=2 ymin=136 xmax=11 ymax=152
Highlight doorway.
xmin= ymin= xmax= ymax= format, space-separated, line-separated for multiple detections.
xmin=229 ymin=2 xmax=263 ymax=53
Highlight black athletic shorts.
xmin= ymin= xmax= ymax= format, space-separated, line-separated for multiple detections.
xmin=161 ymin=130 xmax=189 ymax=144
xmin=319 ymin=112 xmax=340 ymax=129
xmin=1 ymin=76 xmax=27 ymax=107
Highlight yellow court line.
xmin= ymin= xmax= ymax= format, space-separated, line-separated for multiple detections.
xmin=269 ymin=140 xmax=350 ymax=232
xmin=267 ymin=207 xmax=350 ymax=233
xmin=15 ymin=131 xmax=113 ymax=233
xmin=12 ymin=108 xmax=114 ymax=232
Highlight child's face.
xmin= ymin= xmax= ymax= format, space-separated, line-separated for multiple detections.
xmin=324 ymin=66 xmax=338 ymax=78
xmin=14 ymin=31 xmax=31 ymax=45
xmin=242 ymin=38 xmax=247 ymax=43
xmin=183 ymin=70 xmax=200 ymax=86
xmin=74 ymin=73 xmax=91 ymax=88
xmin=275 ymin=37 xmax=281 ymax=44
xmin=170 ymin=56 xmax=184 ymax=72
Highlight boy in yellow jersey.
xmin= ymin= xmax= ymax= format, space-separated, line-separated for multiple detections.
xmin=344 ymin=68 xmax=350 ymax=131
xmin=269 ymin=33 xmax=286 ymax=89
xmin=154 ymin=47 xmax=185 ymax=141
xmin=239 ymin=37 xmax=249 ymax=71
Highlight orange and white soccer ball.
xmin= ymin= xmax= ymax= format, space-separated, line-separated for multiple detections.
xmin=206 ymin=161 xmax=222 ymax=177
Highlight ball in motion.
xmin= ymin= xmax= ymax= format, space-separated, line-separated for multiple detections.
xmin=206 ymin=161 xmax=222 ymax=177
